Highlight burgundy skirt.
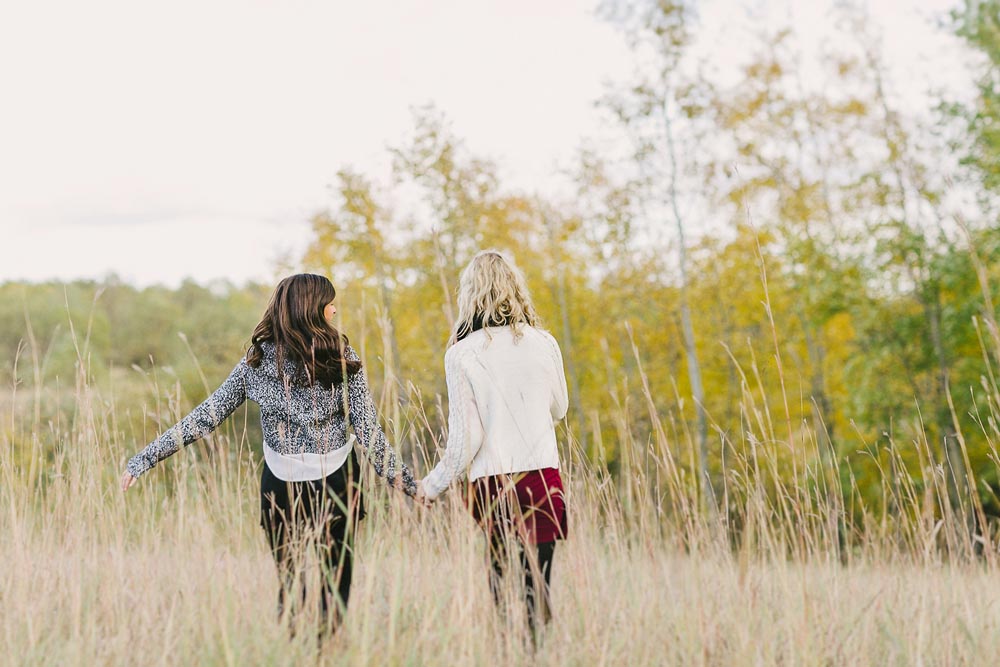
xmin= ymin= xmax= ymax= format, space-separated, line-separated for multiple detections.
xmin=466 ymin=468 xmax=567 ymax=545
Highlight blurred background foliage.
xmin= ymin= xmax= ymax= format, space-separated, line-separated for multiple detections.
xmin=4 ymin=0 xmax=1000 ymax=532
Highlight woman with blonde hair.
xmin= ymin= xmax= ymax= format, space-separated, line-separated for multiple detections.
xmin=417 ymin=250 xmax=569 ymax=640
xmin=121 ymin=273 xmax=417 ymax=638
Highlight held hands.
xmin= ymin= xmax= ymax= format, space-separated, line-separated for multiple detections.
xmin=414 ymin=480 xmax=434 ymax=507
xmin=389 ymin=472 xmax=431 ymax=506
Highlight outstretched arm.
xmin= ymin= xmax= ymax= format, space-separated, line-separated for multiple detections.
xmin=344 ymin=347 xmax=417 ymax=497
xmin=125 ymin=359 xmax=249 ymax=481
xmin=421 ymin=347 xmax=484 ymax=500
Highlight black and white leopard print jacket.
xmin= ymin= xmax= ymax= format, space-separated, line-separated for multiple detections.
xmin=126 ymin=341 xmax=416 ymax=496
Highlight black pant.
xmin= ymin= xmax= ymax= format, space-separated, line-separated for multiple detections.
xmin=259 ymin=453 xmax=364 ymax=635
xmin=487 ymin=532 xmax=557 ymax=640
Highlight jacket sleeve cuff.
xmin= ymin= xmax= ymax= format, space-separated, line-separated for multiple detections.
xmin=421 ymin=470 xmax=449 ymax=499
xmin=397 ymin=465 xmax=418 ymax=497
xmin=126 ymin=452 xmax=154 ymax=478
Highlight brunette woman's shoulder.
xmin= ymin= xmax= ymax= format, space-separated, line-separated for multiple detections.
xmin=344 ymin=344 xmax=361 ymax=362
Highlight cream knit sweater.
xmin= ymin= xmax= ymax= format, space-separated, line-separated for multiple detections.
xmin=422 ymin=325 xmax=569 ymax=499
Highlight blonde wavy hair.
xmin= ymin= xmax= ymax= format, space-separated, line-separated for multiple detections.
xmin=451 ymin=250 xmax=539 ymax=344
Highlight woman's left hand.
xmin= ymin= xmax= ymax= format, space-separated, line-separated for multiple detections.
xmin=120 ymin=469 xmax=137 ymax=492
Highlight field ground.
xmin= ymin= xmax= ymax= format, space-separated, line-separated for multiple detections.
xmin=5 ymin=352 xmax=1000 ymax=667
xmin=5 ymin=454 xmax=1000 ymax=667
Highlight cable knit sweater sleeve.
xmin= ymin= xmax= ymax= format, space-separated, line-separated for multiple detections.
xmin=421 ymin=345 xmax=484 ymax=499
xmin=344 ymin=346 xmax=418 ymax=497
xmin=542 ymin=331 xmax=569 ymax=421
xmin=126 ymin=359 xmax=248 ymax=478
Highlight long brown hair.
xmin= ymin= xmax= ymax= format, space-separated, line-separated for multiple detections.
xmin=246 ymin=274 xmax=361 ymax=386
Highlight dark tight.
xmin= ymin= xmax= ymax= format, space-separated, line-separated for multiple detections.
xmin=259 ymin=455 xmax=363 ymax=637
xmin=487 ymin=532 xmax=557 ymax=641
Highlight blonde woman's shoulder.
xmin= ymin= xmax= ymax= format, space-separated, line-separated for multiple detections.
xmin=531 ymin=328 xmax=565 ymax=364
xmin=526 ymin=325 xmax=559 ymax=346
xmin=446 ymin=330 xmax=485 ymax=359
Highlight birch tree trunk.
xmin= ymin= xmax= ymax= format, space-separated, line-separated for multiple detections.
xmin=662 ymin=96 xmax=712 ymax=505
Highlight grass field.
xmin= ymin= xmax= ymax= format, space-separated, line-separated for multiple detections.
xmin=4 ymin=341 xmax=1000 ymax=667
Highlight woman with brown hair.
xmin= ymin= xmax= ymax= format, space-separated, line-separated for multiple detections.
xmin=121 ymin=273 xmax=416 ymax=637
xmin=417 ymin=250 xmax=569 ymax=642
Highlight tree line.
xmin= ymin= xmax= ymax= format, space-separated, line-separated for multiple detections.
xmin=3 ymin=1 xmax=1000 ymax=532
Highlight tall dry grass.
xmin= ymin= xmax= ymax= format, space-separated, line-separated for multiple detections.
xmin=4 ymin=254 xmax=1000 ymax=666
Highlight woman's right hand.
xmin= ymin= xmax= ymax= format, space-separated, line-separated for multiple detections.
xmin=120 ymin=469 xmax=137 ymax=492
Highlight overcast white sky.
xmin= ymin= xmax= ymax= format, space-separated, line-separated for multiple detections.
xmin=0 ymin=0 xmax=968 ymax=287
